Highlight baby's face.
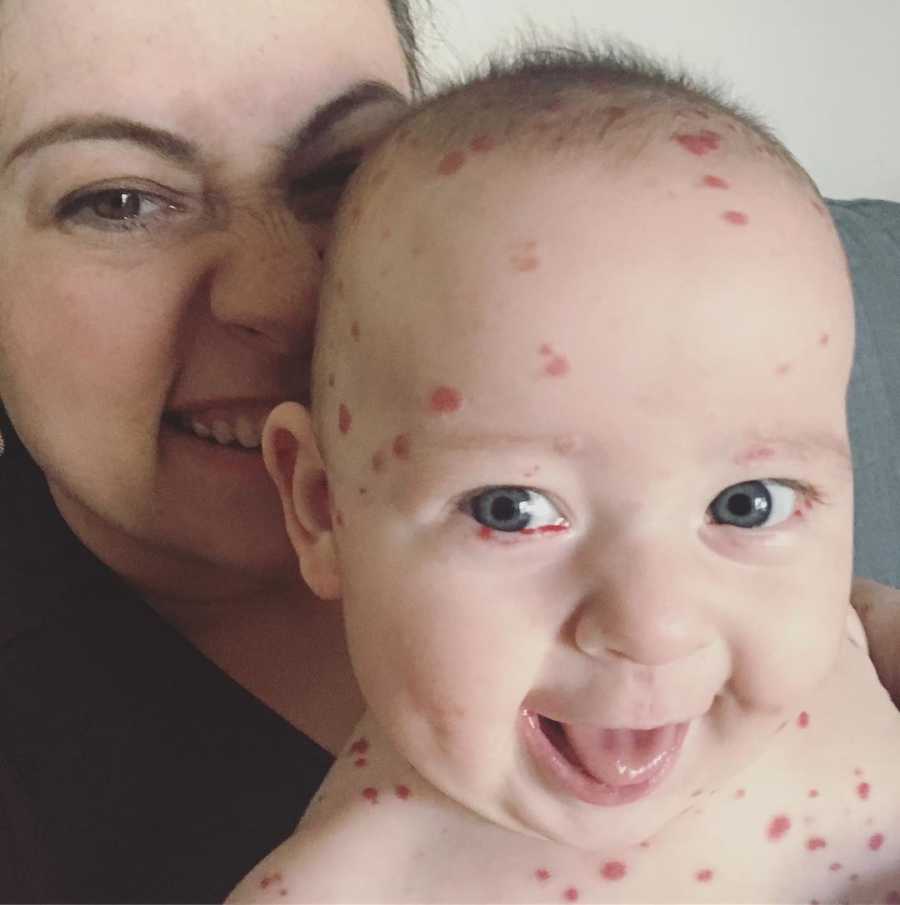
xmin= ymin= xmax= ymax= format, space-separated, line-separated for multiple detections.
xmin=323 ymin=128 xmax=854 ymax=847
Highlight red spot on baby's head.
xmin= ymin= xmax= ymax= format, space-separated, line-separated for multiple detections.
xmin=734 ymin=788 xmax=746 ymax=799
xmin=797 ymin=711 xmax=810 ymax=728
xmin=723 ymin=210 xmax=749 ymax=226
xmin=535 ymin=868 xmax=551 ymax=882
xmin=362 ymin=787 xmax=379 ymax=804
xmin=819 ymin=332 xmax=830 ymax=347
xmin=858 ymin=782 xmax=871 ymax=800
xmin=349 ymin=737 xmax=369 ymax=755
xmin=735 ymin=445 xmax=774 ymax=465
xmin=564 ymin=888 xmax=579 ymax=902
xmin=767 ymin=814 xmax=791 ymax=841
xmin=372 ymin=450 xmax=386 ymax=474
xmin=829 ymin=862 xmax=842 ymax=872
xmin=437 ymin=149 xmax=466 ymax=176
xmin=338 ymin=403 xmax=352 ymax=434
xmin=869 ymin=832 xmax=885 ymax=850
xmin=545 ymin=355 xmax=570 ymax=377
xmin=430 ymin=386 xmax=463 ymax=414
xmin=807 ymin=836 xmax=827 ymax=851
xmin=674 ymin=130 xmax=722 ymax=156
xmin=702 ymin=174 xmax=730 ymax=189
xmin=392 ymin=434 xmax=411 ymax=460
xmin=809 ymin=789 xmax=819 ymax=798
xmin=601 ymin=861 xmax=627 ymax=881
xmin=395 ymin=785 xmax=411 ymax=800
xmin=695 ymin=869 xmax=714 ymax=883
xmin=470 ymin=134 xmax=496 ymax=153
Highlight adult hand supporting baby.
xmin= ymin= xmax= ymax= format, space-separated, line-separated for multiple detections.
xmin=852 ymin=577 xmax=900 ymax=706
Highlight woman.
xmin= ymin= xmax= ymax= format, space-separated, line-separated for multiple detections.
xmin=0 ymin=2 xmax=897 ymax=903
xmin=0 ymin=2 xmax=416 ymax=901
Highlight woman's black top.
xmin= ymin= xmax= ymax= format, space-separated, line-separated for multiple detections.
xmin=0 ymin=407 xmax=334 ymax=903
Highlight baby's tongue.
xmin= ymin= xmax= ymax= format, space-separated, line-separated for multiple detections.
xmin=561 ymin=722 xmax=682 ymax=787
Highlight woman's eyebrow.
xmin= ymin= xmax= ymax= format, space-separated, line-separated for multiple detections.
xmin=4 ymin=115 xmax=200 ymax=170
xmin=289 ymin=80 xmax=408 ymax=151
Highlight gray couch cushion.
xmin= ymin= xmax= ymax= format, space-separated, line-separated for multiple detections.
xmin=829 ymin=199 xmax=900 ymax=587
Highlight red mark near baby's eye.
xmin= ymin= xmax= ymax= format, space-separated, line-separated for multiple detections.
xmin=809 ymin=789 xmax=819 ymax=798
xmin=723 ymin=210 xmax=749 ymax=226
xmin=338 ymin=403 xmax=352 ymax=434
xmin=392 ymin=434 xmax=411 ymax=460
xmin=807 ymin=837 xmax=827 ymax=851
xmin=695 ymin=869 xmax=714 ymax=883
xmin=819 ymin=332 xmax=830 ymax=346
xmin=564 ymin=888 xmax=579 ymax=902
xmin=601 ymin=862 xmax=627 ymax=881
xmin=702 ymin=175 xmax=730 ymax=189
xmin=520 ymin=524 xmax=568 ymax=536
xmin=674 ymin=130 xmax=722 ymax=156
xmin=437 ymin=149 xmax=466 ymax=176
xmin=479 ymin=526 xmax=493 ymax=541
xmin=767 ymin=814 xmax=791 ymax=841
xmin=470 ymin=134 xmax=496 ymax=153
xmin=858 ymin=782 xmax=871 ymax=800
xmin=395 ymin=785 xmax=411 ymax=800
xmin=735 ymin=445 xmax=774 ymax=465
xmin=535 ymin=868 xmax=551 ymax=882
xmin=430 ymin=386 xmax=463 ymax=414
xmin=362 ymin=787 xmax=379 ymax=804
xmin=869 ymin=832 xmax=885 ymax=850
xmin=545 ymin=355 xmax=570 ymax=377
xmin=797 ymin=711 xmax=810 ymax=728
xmin=372 ymin=450 xmax=386 ymax=474
xmin=350 ymin=737 xmax=369 ymax=755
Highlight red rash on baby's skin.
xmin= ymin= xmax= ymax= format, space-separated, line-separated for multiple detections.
xmin=362 ymin=787 xmax=379 ymax=804
xmin=695 ymin=869 xmax=714 ymax=883
xmin=797 ymin=711 xmax=810 ymax=728
xmin=354 ymin=757 xmax=367 ymax=767
xmin=723 ymin=210 xmax=750 ymax=226
xmin=338 ymin=403 xmax=352 ymax=434
xmin=545 ymin=355 xmax=570 ymax=377
xmin=535 ymin=869 xmax=551 ymax=882
xmin=767 ymin=815 xmax=791 ymax=841
xmin=437 ymin=149 xmax=466 ymax=176
xmin=869 ymin=833 xmax=885 ymax=850
xmin=702 ymin=174 xmax=730 ymax=189
xmin=372 ymin=450 xmax=386 ymax=473
xmin=807 ymin=837 xmax=827 ymax=851
xmin=479 ymin=526 xmax=493 ymax=541
xmin=673 ymin=130 xmax=722 ymax=156
xmin=819 ymin=332 xmax=830 ymax=346
xmin=392 ymin=434 xmax=411 ymax=460
xmin=349 ymin=738 xmax=369 ymax=755
xmin=470 ymin=134 xmax=496 ymax=153
xmin=735 ymin=445 xmax=774 ymax=465
xmin=735 ymin=789 xmax=746 ymax=799
xmin=776 ymin=363 xmax=792 ymax=376
xmin=601 ymin=862 xmax=627 ymax=881
xmin=430 ymin=386 xmax=463 ymax=413
xmin=395 ymin=785 xmax=411 ymax=800
xmin=858 ymin=782 xmax=871 ymax=800
xmin=809 ymin=789 xmax=819 ymax=798
xmin=829 ymin=862 xmax=842 ymax=872
xmin=259 ymin=873 xmax=282 ymax=890
xmin=564 ymin=888 xmax=579 ymax=902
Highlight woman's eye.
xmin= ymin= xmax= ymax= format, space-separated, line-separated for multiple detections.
xmin=467 ymin=486 xmax=566 ymax=534
xmin=708 ymin=480 xmax=797 ymax=529
xmin=58 ymin=189 xmax=177 ymax=231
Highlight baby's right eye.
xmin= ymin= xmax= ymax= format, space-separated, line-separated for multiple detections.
xmin=465 ymin=486 xmax=566 ymax=534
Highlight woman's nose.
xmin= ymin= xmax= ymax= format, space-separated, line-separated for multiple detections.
xmin=207 ymin=202 xmax=325 ymax=355
xmin=573 ymin=546 xmax=712 ymax=666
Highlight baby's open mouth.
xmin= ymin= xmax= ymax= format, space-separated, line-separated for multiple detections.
xmin=522 ymin=710 xmax=690 ymax=805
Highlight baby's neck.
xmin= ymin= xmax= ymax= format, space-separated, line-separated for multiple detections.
xmin=297 ymin=641 xmax=900 ymax=903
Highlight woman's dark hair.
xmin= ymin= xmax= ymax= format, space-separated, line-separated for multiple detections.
xmin=388 ymin=0 xmax=425 ymax=95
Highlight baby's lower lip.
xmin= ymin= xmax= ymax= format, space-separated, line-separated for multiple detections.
xmin=520 ymin=710 xmax=690 ymax=806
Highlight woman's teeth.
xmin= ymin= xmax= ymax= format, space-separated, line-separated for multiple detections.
xmin=179 ymin=413 xmax=264 ymax=450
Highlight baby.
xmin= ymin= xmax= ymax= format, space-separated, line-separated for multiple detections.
xmin=229 ymin=46 xmax=900 ymax=904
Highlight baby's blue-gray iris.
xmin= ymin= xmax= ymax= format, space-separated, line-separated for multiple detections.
xmin=709 ymin=481 xmax=772 ymax=528
xmin=471 ymin=487 xmax=533 ymax=532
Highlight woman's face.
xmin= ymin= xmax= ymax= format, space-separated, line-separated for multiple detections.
xmin=0 ymin=0 xmax=409 ymax=598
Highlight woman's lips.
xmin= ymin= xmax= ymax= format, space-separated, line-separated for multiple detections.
xmin=521 ymin=710 xmax=690 ymax=806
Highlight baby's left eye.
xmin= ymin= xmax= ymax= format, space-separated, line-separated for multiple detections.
xmin=708 ymin=480 xmax=797 ymax=529
xmin=466 ymin=486 xmax=566 ymax=534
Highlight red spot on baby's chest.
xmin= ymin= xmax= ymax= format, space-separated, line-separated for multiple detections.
xmin=674 ymin=130 xmax=722 ymax=155
xmin=338 ymin=403 xmax=352 ymax=434
xmin=437 ymin=149 xmax=466 ymax=176
xmin=601 ymin=861 xmax=627 ymax=881
xmin=429 ymin=386 xmax=463 ymax=413
xmin=767 ymin=814 xmax=791 ymax=840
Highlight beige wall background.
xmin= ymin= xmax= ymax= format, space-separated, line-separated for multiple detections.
xmin=416 ymin=1 xmax=900 ymax=201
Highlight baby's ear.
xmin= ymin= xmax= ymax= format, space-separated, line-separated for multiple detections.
xmin=262 ymin=402 xmax=341 ymax=601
